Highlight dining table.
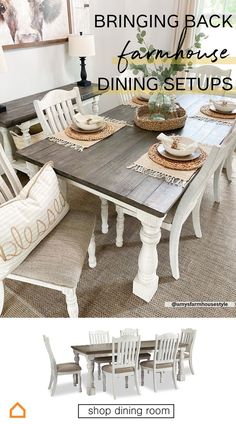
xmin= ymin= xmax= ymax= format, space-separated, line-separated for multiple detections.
xmin=71 ymin=340 xmax=188 ymax=395
xmin=15 ymin=94 xmax=231 ymax=303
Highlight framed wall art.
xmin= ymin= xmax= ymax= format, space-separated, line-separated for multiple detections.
xmin=0 ymin=0 xmax=72 ymax=50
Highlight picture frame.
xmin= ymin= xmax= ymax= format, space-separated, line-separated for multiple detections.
xmin=1 ymin=0 xmax=72 ymax=50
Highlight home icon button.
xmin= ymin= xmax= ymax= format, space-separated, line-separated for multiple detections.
xmin=9 ymin=402 xmax=26 ymax=419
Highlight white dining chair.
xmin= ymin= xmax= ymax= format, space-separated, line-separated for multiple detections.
xmin=188 ymin=65 xmax=231 ymax=92
xmin=120 ymin=329 xmax=151 ymax=375
xmin=116 ymin=127 xmax=236 ymax=280
xmin=0 ymin=143 xmax=97 ymax=318
xmin=89 ymin=331 xmax=112 ymax=381
xmin=33 ymin=87 xmax=109 ymax=235
xmin=43 ymin=335 xmax=82 ymax=396
xmin=102 ymin=335 xmax=141 ymax=399
xmin=118 ymin=69 xmax=144 ymax=105
xmin=140 ymin=333 xmax=179 ymax=392
xmin=178 ymin=328 xmax=196 ymax=375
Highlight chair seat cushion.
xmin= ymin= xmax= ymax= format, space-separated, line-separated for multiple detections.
xmin=57 ymin=362 xmax=81 ymax=373
xmin=102 ymin=365 xmax=135 ymax=374
xmin=140 ymin=360 xmax=173 ymax=369
xmin=12 ymin=210 xmax=96 ymax=288
xmin=0 ymin=163 xmax=69 ymax=280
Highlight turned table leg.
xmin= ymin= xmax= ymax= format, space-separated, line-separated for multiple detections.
xmin=177 ymin=347 xmax=185 ymax=382
xmin=92 ymin=96 xmax=100 ymax=115
xmin=133 ymin=211 xmax=165 ymax=302
xmin=86 ymin=357 xmax=96 ymax=395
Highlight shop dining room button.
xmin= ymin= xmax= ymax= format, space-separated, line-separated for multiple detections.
xmin=9 ymin=402 xmax=26 ymax=419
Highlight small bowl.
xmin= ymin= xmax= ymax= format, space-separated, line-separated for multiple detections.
xmin=73 ymin=113 xmax=105 ymax=131
xmin=137 ymin=93 xmax=150 ymax=101
xmin=162 ymin=136 xmax=198 ymax=157
xmin=212 ymin=100 xmax=236 ymax=113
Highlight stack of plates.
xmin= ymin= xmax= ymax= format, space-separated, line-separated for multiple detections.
xmin=71 ymin=113 xmax=106 ymax=133
xmin=157 ymin=144 xmax=201 ymax=162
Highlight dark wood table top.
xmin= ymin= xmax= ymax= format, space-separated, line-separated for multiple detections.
xmin=72 ymin=340 xmax=187 ymax=356
xmin=0 ymin=83 xmax=107 ymax=128
xmin=16 ymin=94 xmax=230 ymax=217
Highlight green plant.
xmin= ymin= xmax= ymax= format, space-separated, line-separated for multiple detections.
xmin=130 ymin=28 xmax=207 ymax=87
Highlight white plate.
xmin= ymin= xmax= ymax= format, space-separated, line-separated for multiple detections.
xmin=157 ymin=144 xmax=201 ymax=161
xmin=210 ymin=105 xmax=236 ymax=115
xmin=70 ymin=122 xmax=106 ymax=134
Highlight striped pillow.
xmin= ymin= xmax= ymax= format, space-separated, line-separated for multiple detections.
xmin=0 ymin=162 xmax=69 ymax=280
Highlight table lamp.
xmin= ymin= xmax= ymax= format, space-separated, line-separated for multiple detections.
xmin=0 ymin=45 xmax=7 ymax=113
xmin=69 ymin=34 xmax=95 ymax=87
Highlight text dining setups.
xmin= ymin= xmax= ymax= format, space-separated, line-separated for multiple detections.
xmin=95 ymin=14 xmax=234 ymax=93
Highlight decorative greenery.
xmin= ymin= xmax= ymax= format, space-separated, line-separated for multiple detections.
xmin=130 ymin=28 xmax=207 ymax=88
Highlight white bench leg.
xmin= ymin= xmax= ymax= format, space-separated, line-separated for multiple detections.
xmin=213 ymin=163 xmax=224 ymax=203
xmin=0 ymin=280 xmax=4 ymax=315
xmin=63 ymin=288 xmax=79 ymax=318
xmin=100 ymin=197 xmax=109 ymax=234
xmin=88 ymin=233 xmax=97 ymax=268
xmin=192 ymin=198 xmax=203 ymax=238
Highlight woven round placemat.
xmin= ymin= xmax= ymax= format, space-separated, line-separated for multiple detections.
xmin=148 ymin=143 xmax=207 ymax=171
xmin=200 ymin=105 xmax=236 ymax=120
xmin=132 ymin=96 xmax=149 ymax=106
xmin=65 ymin=122 xmax=115 ymax=141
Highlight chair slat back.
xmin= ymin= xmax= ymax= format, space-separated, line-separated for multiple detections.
xmin=174 ymin=128 xmax=236 ymax=225
xmin=118 ymin=69 xmax=144 ymax=105
xmin=154 ymin=333 xmax=179 ymax=364
xmin=0 ymin=144 xmax=22 ymax=205
xmin=120 ymin=328 xmax=139 ymax=336
xmin=180 ymin=329 xmax=196 ymax=353
xmin=190 ymin=65 xmax=231 ymax=89
xmin=112 ymin=336 xmax=141 ymax=370
xmin=43 ymin=335 xmax=57 ymax=374
xmin=34 ymin=87 xmax=84 ymax=137
xmin=89 ymin=330 xmax=110 ymax=344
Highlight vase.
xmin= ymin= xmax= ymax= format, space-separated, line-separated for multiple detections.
xmin=148 ymin=92 xmax=176 ymax=121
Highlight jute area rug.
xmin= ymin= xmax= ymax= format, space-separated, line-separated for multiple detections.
xmin=3 ymin=170 xmax=236 ymax=318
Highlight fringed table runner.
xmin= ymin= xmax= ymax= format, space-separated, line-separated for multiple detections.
xmin=190 ymin=104 xmax=235 ymax=127
xmin=49 ymin=119 xmax=127 ymax=151
xmin=127 ymin=143 xmax=209 ymax=187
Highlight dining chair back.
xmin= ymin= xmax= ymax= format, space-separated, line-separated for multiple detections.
xmin=154 ymin=333 xmax=179 ymax=365
xmin=189 ymin=65 xmax=231 ymax=90
xmin=0 ymin=144 xmax=22 ymax=204
xmin=43 ymin=335 xmax=82 ymax=396
xmin=118 ymin=69 xmax=144 ymax=105
xmin=34 ymin=87 xmax=84 ymax=136
xmin=89 ymin=330 xmax=110 ymax=344
xmin=120 ymin=328 xmax=139 ymax=336
xmin=102 ymin=335 xmax=141 ymax=399
xmin=179 ymin=328 xmax=196 ymax=374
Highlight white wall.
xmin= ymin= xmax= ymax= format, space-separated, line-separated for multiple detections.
xmin=0 ymin=0 xmax=176 ymax=112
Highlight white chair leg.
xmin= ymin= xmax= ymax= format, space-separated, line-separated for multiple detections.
xmin=102 ymin=372 xmax=106 ymax=392
xmin=153 ymin=371 xmax=157 ymax=392
xmin=169 ymin=225 xmax=182 ymax=280
xmin=112 ymin=376 xmax=116 ymax=400
xmin=225 ymin=153 xmax=233 ymax=182
xmin=125 ymin=375 xmax=128 ymax=389
xmin=97 ymin=363 xmax=101 ymax=380
xmin=172 ymin=366 xmax=178 ymax=389
xmin=63 ymin=288 xmax=79 ymax=318
xmin=73 ymin=374 xmax=77 ymax=386
xmin=116 ymin=206 xmax=125 ymax=247
xmin=141 ymin=368 xmax=144 ymax=386
xmin=100 ymin=197 xmax=109 ymax=234
xmin=0 ymin=280 xmax=4 ymax=315
xmin=192 ymin=198 xmax=203 ymax=238
xmin=51 ymin=375 xmax=58 ymax=396
xmin=213 ymin=163 xmax=224 ymax=203
xmin=189 ymin=356 xmax=194 ymax=375
xmin=78 ymin=371 xmax=82 ymax=392
xmin=134 ymin=372 xmax=141 ymax=395
xmin=88 ymin=233 xmax=97 ymax=268
xmin=48 ymin=372 xmax=53 ymax=390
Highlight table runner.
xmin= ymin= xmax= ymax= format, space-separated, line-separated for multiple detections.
xmin=49 ymin=119 xmax=127 ymax=151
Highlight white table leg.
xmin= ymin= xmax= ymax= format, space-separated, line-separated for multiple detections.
xmin=133 ymin=211 xmax=166 ymax=302
xmin=100 ymin=197 xmax=109 ymax=234
xmin=25 ymin=163 xmax=39 ymax=179
xmin=87 ymin=357 xmax=96 ymax=395
xmin=17 ymin=121 xmax=31 ymax=146
xmin=0 ymin=126 xmax=14 ymax=162
xmin=92 ymin=96 xmax=100 ymax=115
xmin=177 ymin=347 xmax=185 ymax=381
